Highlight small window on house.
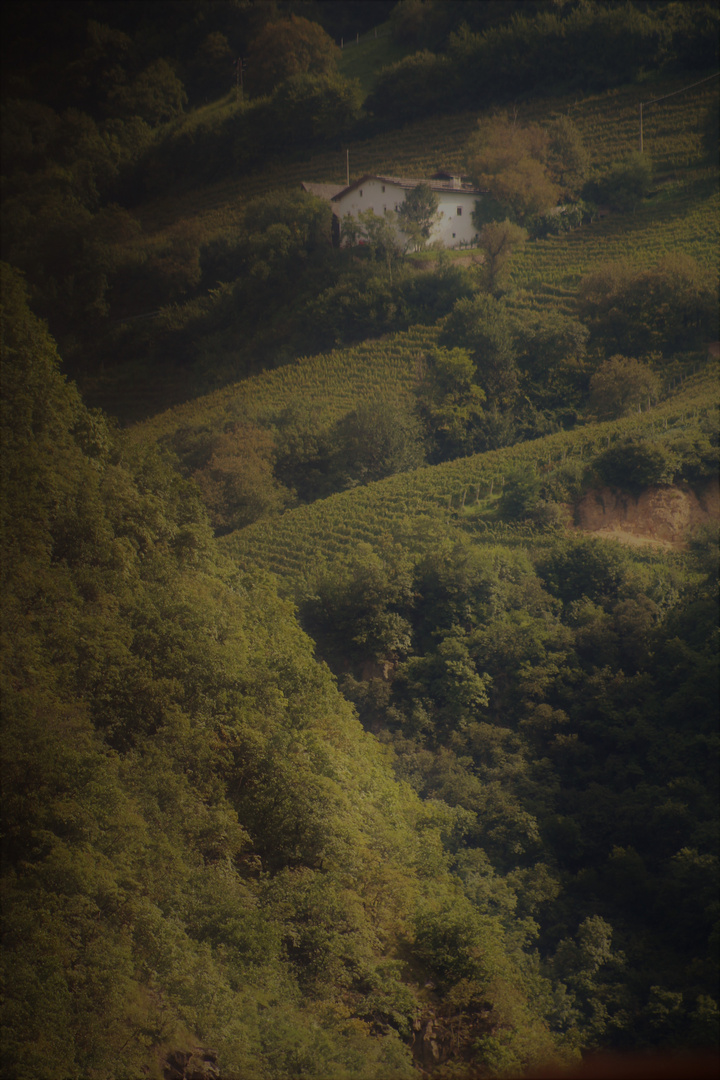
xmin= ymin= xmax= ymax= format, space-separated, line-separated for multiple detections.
xmin=457 ymin=206 xmax=462 ymax=216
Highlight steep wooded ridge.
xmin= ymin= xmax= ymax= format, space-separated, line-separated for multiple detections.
xmin=1 ymin=3 xmax=719 ymax=1079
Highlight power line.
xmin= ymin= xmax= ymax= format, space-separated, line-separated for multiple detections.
xmin=639 ymin=71 xmax=719 ymax=152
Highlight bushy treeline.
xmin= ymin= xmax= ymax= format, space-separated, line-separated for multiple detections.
xmin=1 ymin=267 xmax=589 ymax=1078
xmin=0 ymin=2 xmax=371 ymax=214
xmin=369 ymin=1 xmax=719 ymax=124
xmin=146 ymin=250 xmax=718 ymax=533
xmin=141 ymin=71 xmax=364 ymax=196
xmin=295 ymin=516 xmax=719 ymax=1058
xmin=75 ymin=193 xmax=477 ymax=415
xmin=1 ymin=1 xmax=381 ymax=113
xmin=4 ymin=259 xmax=716 ymax=1079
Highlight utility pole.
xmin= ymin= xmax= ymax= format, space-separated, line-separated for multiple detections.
xmin=236 ymin=57 xmax=245 ymax=102
xmin=346 ymin=149 xmax=349 ymax=187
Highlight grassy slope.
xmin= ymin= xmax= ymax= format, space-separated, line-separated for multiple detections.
xmin=124 ymin=72 xmax=717 ymax=443
xmin=336 ymin=21 xmax=410 ymax=99
xmin=217 ymin=370 xmax=718 ymax=589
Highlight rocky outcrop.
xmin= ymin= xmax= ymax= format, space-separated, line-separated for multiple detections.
xmin=360 ymin=658 xmax=396 ymax=682
xmin=411 ymin=1006 xmax=494 ymax=1072
xmin=575 ymin=480 xmax=719 ymax=548
xmin=164 ymin=1048 xmax=220 ymax=1080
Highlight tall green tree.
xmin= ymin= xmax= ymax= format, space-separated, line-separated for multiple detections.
xmin=476 ymin=218 xmax=527 ymax=294
xmin=586 ymin=151 xmax=653 ymax=212
xmin=589 ymin=355 xmax=660 ymax=419
xmin=398 ymin=182 xmax=440 ymax=250
xmin=416 ymin=346 xmax=487 ymax=461
xmin=466 ymin=114 xmax=560 ymax=223
xmin=440 ymin=292 xmax=518 ymax=400
xmin=245 ymin=15 xmax=339 ymax=97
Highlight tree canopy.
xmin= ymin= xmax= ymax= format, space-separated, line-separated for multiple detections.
xmin=245 ymin=15 xmax=340 ymax=98
xmin=466 ymin=115 xmax=561 ymax=223
xmin=398 ymin=182 xmax=441 ymax=250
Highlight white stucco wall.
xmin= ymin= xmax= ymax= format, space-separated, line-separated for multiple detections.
xmin=333 ymin=178 xmax=479 ymax=249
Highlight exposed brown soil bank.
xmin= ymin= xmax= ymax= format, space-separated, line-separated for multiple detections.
xmin=574 ymin=480 xmax=719 ymax=549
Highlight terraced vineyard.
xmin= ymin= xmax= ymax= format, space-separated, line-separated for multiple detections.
xmin=127 ymin=323 xmax=440 ymax=447
xmin=509 ymin=172 xmax=719 ymax=307
xmin=507 ymin=76 xmax=718 ymax=307
xmin=219 ymin=370 xmax=718 ymax=589
xmin=136 ymin=73 xmax=717 ymax=243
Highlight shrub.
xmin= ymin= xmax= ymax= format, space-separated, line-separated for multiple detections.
xmin=578 ymin=257 xmax=719 ymax=358
xmin=245 ymin=15 xmax=339 ymax=98
xmin=592 ymin=438 xmax=677 ymax=492
xmin=499 ymin=467 xmax=543 ymax=521
xmin=584 ymin=152 xmax=653 ymax=213
xmin=589 ymin=356 xmax=660 ymax=420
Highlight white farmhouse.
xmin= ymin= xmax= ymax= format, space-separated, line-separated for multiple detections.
xmin=302 ymin=173 xmax=482 ymax=249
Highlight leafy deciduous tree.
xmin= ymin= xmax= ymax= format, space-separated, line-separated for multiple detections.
xmin=545 ymin=115 xmax=590 ymax=196
xmin=398 ymin=182 xmax=440 ymax=251
xmin=578 ymin=255 xmax=719 ymax=357
xmin=416 ymin=346 xmax=486 ymax=462
xmin=476 ymin=218 xmax=527 ymax=294
xmin=440 ymin=293 xmax=518 ymax=401
xmin=586 ymin=151 xmax=653 ymax=212
xmin=107 ymin=58 xmax=187 ymax=126
xmin=467 ymin=114 xmax=560 ymax=223
xmin=246 ymin=15 xmax=339 ymax=98
xmin=589 ymin=355 xmax=660 ymax=419
xmin=341 ymin=208 xmax=402 ymax=279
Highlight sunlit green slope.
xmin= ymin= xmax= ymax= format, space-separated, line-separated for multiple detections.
xmin=219 ymin=370 xmax=718 ymax=588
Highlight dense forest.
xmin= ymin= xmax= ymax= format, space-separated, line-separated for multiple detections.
xmin=1 ymin=2 xmax=719 ymax=1079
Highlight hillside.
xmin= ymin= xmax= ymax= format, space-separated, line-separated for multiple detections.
xmin=2 ymin=3 xmax=719 ymax=1079
xmin=219 ymin=370 xmax=719 ymax=588
xmin=130 ymin=73 xmax=717 ymax=252
xmin=99 ymin=70 xmax=718 ymax=426
xmin=126 ymin=323 xmax=435 ymax=450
